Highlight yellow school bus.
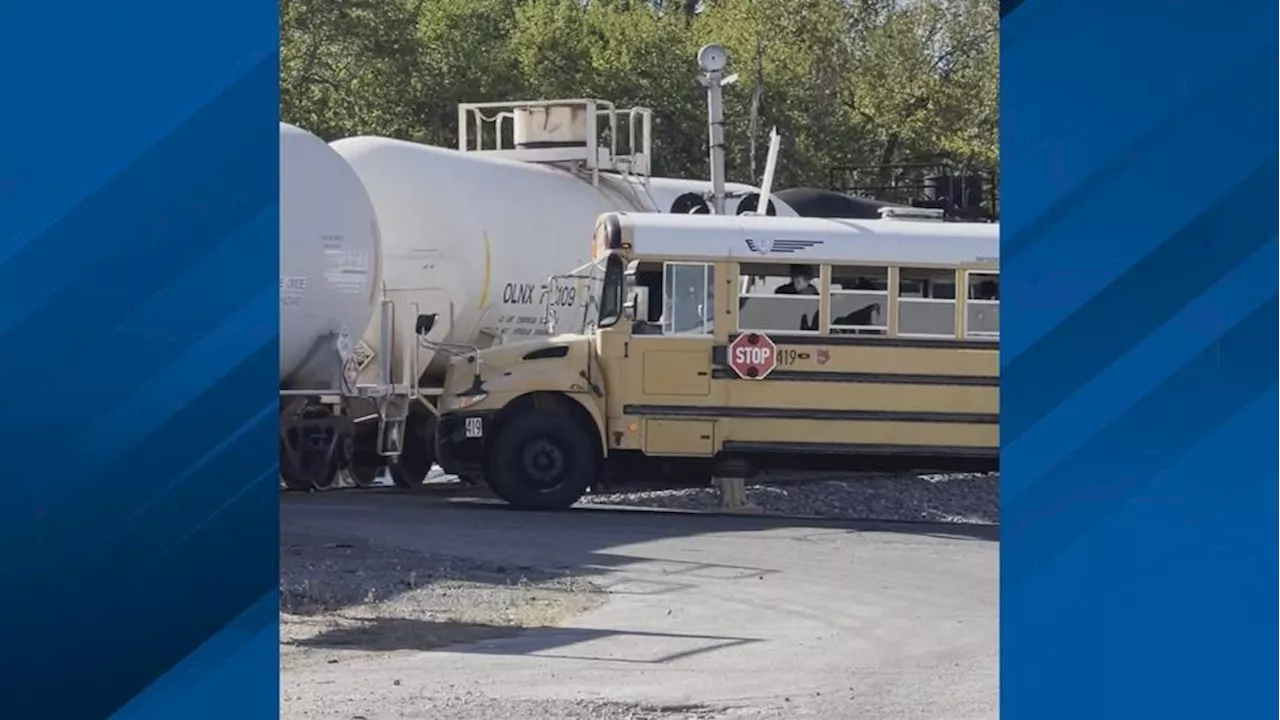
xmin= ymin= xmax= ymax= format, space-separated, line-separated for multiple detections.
xmin=432 ymin=209 xmax=999 ymax=509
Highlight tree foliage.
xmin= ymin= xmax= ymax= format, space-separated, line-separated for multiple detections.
xmin=281 ymin=0 xmax=998 ymax=187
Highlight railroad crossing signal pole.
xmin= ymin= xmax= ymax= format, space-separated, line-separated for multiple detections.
xmin=697 ymin=44 xmax=737 ymax=216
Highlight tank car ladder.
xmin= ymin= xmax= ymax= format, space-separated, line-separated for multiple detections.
xmin=360 ymin=296 xmax=423 ymax=462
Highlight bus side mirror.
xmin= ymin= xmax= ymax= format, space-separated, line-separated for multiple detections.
xmin=624 ymin=285 xmax=650 ymax=322
xmin=415 ymin=313 xmax=437 ymax=336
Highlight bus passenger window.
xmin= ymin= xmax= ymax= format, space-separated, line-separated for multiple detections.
xmin=899 ymin=268 xmax=958 ymax=338
xmin=738 ymin=263 xmax=819 ymax=334
xmin=662 ymin=262 xmax=715 ymax=335
xmin=829 ymin=265 xmax=888 ymax=335
xmin=968 ymin=274 xmax=999 ymax=301
xmin=965 ymin=271 xmax=999 ymax=338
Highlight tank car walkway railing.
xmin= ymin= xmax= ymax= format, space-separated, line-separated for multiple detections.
xmin=457 ymin=99 xmax=653 ymax=187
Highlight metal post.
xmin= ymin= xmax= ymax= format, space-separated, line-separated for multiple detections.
xmin=715 ymin=476 xmax=760 ymax=513
xmin=379 ymin=298 xmax=393 ymax=386
xmin=756 ymin=127 xmax=781 ymax=214
xmin=706 ymin=77 xmax=727 ymax=215
xmin=698 ymin=44 xmax=734 ymax=216
xmin=457 ymin=105 xmax=468 ymax=151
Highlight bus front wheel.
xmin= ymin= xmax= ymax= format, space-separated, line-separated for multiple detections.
xmin=486 ymin=410 xmax=596 ymax=511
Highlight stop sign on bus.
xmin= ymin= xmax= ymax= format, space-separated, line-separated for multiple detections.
xmin=728 ymin=332 xmax=778 ymax=380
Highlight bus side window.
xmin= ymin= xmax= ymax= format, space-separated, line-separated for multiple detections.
xmin=829 ymin=265 xmax=888 ymax=335
xmin=965 ymin=271 xmax=999 ymax=339
xmin=738 ymin=263 xmax=819 ymax=334
xmin=899 ymin=268 xmax=958 ymax=338
xmin=662 ymin=262 xmax=715 ymax=335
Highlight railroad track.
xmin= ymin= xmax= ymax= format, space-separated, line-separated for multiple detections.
xmin=282 ymin=467 xmax=991 ymax=495
xmin=280 ymin=472 xmax=1000 ymax=537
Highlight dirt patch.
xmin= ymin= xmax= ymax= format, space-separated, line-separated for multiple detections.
xmin=280 ymin=529 xmax=604 ymax=669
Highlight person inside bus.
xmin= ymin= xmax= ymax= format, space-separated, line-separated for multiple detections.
xmin=973 ymin=279 xmax=999 ymax=301
xmin=770 ymin=264 xmax=819 ymax=330
xmin=774 ymin=265 xmax=819 ymax=296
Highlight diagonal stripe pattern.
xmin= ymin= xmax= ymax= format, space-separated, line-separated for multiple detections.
xmin=1000 ymin=1 xmax=1278 ymax=718
xmin=0 ymin=4 xmax=280 ymax=717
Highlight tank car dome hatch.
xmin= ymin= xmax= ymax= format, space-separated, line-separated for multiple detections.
xmin=735 ymin=193 xmax=779 ymax=216
xmin=773 ymin=187 xmax=906 ymax=220
xmin=512 ymin=104 xmax=590 ymax=150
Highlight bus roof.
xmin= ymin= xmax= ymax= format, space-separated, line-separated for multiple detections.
xmin=605 ymin=211 xmax=1000 ymax=268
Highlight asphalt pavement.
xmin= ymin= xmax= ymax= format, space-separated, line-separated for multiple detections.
xmin=280 ymin=492 xmax=998 ymax=719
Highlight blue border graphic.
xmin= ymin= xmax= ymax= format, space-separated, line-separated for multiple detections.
xmin=0 ymin=3 xmax=279 ymax=717
xmin=1001 ymin=0 xmax=1277 ymax=717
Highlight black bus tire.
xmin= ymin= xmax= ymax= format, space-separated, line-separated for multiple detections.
xmin=486 ymin=410 xmax=597 ymax=511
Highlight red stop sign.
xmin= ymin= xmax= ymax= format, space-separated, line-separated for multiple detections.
xmin=728 ymin=332 xmax=778 ymax=380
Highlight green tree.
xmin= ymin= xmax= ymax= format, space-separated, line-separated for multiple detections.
xmin=848 ymin=0 xmax=1000 ymax=171
xmin=280 ymin=0 xmax=429 ymax=141
xmin=279 ymin=0 xmax=1000 ymax=189
xmin=692 ymin=0 xmax=868 ymax=186
xmin=414 ymin=0 xmax=524 ymax=145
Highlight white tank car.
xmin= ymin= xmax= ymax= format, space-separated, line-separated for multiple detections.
xmin=278 ymin=122 xmax=382 ymax=388
xmin=329 ymin=134 xmax=795 ymax=387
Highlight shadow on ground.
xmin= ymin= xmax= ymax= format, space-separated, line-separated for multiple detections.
xmin=288 ymin=616 xmax=519 ymax=652
xmin=291 ymin=615 xmax=762 ymax=664
xmin=280 ymin=490 xmax=998 ymax=661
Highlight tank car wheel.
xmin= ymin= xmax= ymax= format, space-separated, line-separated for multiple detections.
xmin=348 ymin=462 xmax=381 ymax=488
xmin=348 ymin=424 xmax=383 ymax=488
xmin=388 ymin=404 xmax=437 ymax=490
xmin=280 ymin=406 xmax=344 ymax=491
xmin=279 ymin=440 xmax=315 ymax=491
xmin=486 ymin=410 xmax=596 ymax=511
xmin=279 ymin=441 xmax=340 ymax=492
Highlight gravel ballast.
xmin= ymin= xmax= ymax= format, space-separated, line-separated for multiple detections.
xmin=580 ymin=472 xmax=999 ymax=525
xmin=292 ymin=468 xmax=999 ymax=526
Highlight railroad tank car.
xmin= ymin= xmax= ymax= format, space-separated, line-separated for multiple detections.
xmin=279 ymin=123 xmax=381 ymax=388
xmin=330 ymin=134 xmax=795 ymax=387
